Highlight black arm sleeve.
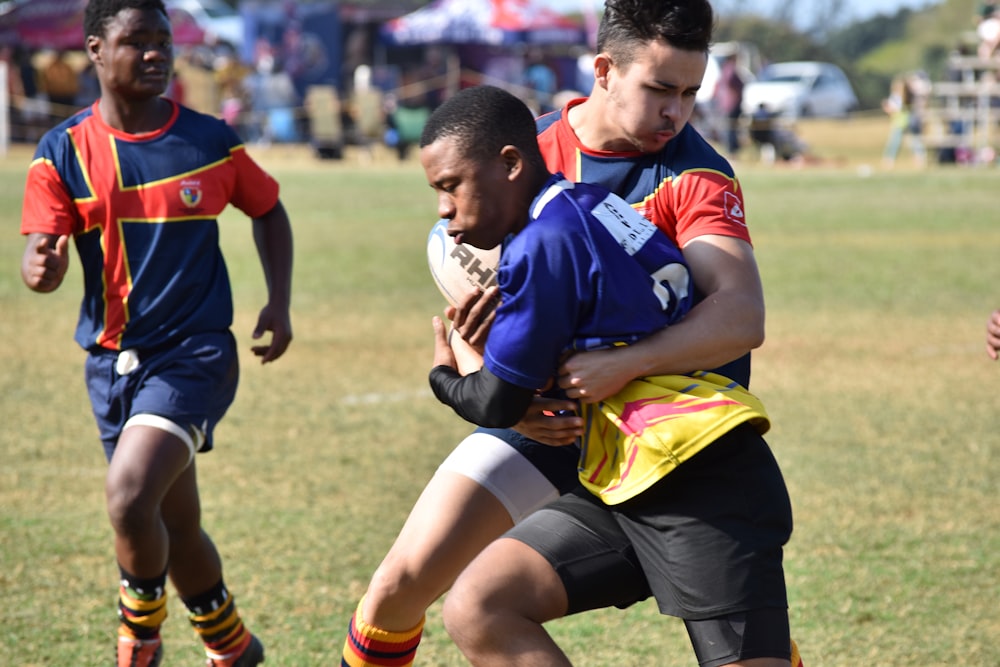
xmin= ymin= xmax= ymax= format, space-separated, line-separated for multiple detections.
xmin=428 ymin=365 xmax=536 ymax=428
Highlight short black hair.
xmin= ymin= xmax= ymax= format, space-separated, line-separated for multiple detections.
xmin=420 ymin=85 xmax=546 ymax=172
xmin=84 ymin=0 xmax=168 ymax=40
xmin=597 ymin=0 xmax=714 ymax=68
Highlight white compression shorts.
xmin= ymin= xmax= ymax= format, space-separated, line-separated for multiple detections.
xmin=437 ymin=431 xmax=562 ymax=524
xmin=122 ymin=413 xmax=203 ymax=468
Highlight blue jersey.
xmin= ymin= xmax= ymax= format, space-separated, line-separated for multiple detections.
xmin=537 ymin=97 xmax=754 ymax=387
xmin=21 ymin=101 xmax=280 ymax=352
xmin=484 ymin=175 xmax=692 ymax=390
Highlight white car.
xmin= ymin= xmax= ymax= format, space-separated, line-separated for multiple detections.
xmin=166 ymin=0 xmax=244 ymax=50
xmin=741 ymin=61 xmax=858 ymax=119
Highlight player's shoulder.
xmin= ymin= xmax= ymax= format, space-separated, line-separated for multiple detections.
xmin=535 ymin=107 xmax=563 ymax=135
xmin=524 ymin=179 xmax=602 ymax=241
xmin=34 ymin=106 xmax=96 ymax=158
xmin=666 ymin=124 xmax=737 ymax=179
xmin=176 ymin=103 xmax=233 ymax=132
xmin=163 ymin=104 xmax=246 ymax=165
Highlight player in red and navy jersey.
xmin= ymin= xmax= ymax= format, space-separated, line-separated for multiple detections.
xmin=19 ymin=2 xmax=290 ymax=666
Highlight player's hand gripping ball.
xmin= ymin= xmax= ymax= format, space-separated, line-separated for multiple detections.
xmin=426 ymin=219 xmax=500 ymax=307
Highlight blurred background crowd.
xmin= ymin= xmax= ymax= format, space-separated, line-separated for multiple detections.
xmin=1 ymin=0 xmax=999 ymax=166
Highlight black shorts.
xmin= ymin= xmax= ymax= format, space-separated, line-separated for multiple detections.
xmin=505 ymin=423 xmax=793 ymax=618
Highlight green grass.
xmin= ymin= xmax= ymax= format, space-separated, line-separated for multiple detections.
xmin=2 ymin=139 xmax=999 ymax=666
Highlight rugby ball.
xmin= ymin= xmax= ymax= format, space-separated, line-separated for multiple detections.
xmin=427 ymin=219 xmax=500 ymax=307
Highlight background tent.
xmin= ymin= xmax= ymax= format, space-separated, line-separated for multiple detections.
xmin=382 ymin=0 xmax=585 ymax=47
xmin=0 ymin=0 xmax=210 ymax=49
xmin=0 ymin=0 xmax=86 ymax=50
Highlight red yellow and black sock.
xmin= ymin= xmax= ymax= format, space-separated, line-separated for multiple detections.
xmin=341 ymin=596 xmax=424 ymax=667
xmin=791 ymin=638 xmax=804 ymax=667
xmin=117 ymin=568 xmax=168 ymax=640
xmin=183 ymin=580 xmax=252 ymax=659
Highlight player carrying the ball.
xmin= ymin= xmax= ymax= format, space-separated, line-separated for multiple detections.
xmin=427 ymin=84 xmax=793 ymax=666
xmin=19 ymin=1 xmax=291 ymax=665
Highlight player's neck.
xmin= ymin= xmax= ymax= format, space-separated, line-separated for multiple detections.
xmin=567 ymin=95 xmax=638 ymax=154
xmin=97 ymin=96 xmax=173 ymax=135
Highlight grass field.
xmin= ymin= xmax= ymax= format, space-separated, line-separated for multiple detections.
xmin=2 ymin=115 xmax=999 ymax=666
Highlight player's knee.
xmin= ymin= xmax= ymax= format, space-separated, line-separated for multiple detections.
xmin=442 ymin=579 xmax=494 ymax=646
xmin=366 ymin=558 xmax=437 ymax=620
xmin=104 ymin=481 xmax=157 ymax=535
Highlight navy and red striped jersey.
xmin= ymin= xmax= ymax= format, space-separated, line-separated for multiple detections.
xmin=21 ymin=101 xmax=280 ymax=352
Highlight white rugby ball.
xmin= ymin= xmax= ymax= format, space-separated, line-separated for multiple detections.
xmin=427 ymin=219 xmax=501 ymax=307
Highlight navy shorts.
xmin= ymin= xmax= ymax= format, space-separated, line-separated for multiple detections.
xmin=85 ymin=331 xmax=239 ymax=461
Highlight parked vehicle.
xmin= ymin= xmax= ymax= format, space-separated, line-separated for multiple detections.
xmin=740 ymin=61 xmax=858 ymax=118
xmin=166 ymin=0 xmax=244 ymax=50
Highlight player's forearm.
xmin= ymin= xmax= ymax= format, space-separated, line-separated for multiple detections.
xmin=429 ymin=365 xmax=535 ymax=428
xmin=252 ymin=203 xmax=294 ymax=310
xmin=620 ymin=288 xmax=765 ymax=378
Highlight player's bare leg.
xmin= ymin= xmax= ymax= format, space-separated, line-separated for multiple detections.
xmin=443 ymin=537 xmax=571 ymax=667
xmin=342 ymin=470 xmax=516 ymax=666
xmin=107 ymin=424 xmax=261 ymax=666
xmin=366 ymin=470 xmax=514 ymax=627
xmin=106 ymin=425 xmax=194 ymax=577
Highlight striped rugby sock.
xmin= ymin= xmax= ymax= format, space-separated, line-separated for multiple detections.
xmin=342 ymin=596 xmax=424 ymax=667
xmin=184 ymin=580 xmax=251 ymax=658
xmin=117 ymin=569 xmax=168 ymax=640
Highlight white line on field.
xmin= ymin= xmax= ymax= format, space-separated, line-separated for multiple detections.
xmin=340 ymin=388 xmax=434 ymax=405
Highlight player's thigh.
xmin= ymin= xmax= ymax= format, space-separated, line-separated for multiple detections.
xmin=445 ymin=536 xmax=569 ymax=625
xmin=504 ymin=488 xmax=651 ymax=615
xmin=106 ymin=424 xmax=196 ymax=518
xmin=438 ymin=427 xmax=578 ymax=523
xmin=615 ymin=424 xmax=792 ymax=617
xmin=685 ymin=607 xmax=791 ymax=667
xmin=381 ymin=466 xmax=515 ymax=590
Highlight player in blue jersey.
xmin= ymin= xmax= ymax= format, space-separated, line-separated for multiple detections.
xmin=19 ymin=2 xmax=291 ymax=666
xmin=339 ymin=2 xmax=801 ymax=666
xmin=422 ymin=84 xmax=792 ymax=667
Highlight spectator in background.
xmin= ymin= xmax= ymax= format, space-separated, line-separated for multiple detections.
xmin=1 ymin=46 xmax=28 ymax=140
xmin=247 ymin=50 xmax=299 ymax=144
xmin=523 ymin=47 xmax=558 ymax=114
xmin=349 ymin=64 xmax=385 ymax=161
xmin=215 ymin=53 xmax=252 ymax=139
xmin=12 ymin=46 xmax=46 ymax=142
xmin=881 ymin=72 xmax=929 ymax=169
xmin=40 ymin=50 xmax=81 ymax=122
xmin=978 ymin=5 xmax=1000 ymax=59
xmin=715 ymin=53 xmax=745 ymax=156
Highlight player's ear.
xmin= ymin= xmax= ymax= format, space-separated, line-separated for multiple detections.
xmin=86 ymin=35 xmax=102 ymax=65
xmin=593 ymin=53 xmax=612 ymax=87
xmin=500 ymin=145 xmax=522 ymax=180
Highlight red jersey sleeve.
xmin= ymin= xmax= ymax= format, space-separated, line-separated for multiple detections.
xmin=657 ymin=169 xmax=751 ymax=248
xmin=228 ymin=146 xmax=280 ymax=218
xmin=21 ymin=158 xmax=80 ymax=236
